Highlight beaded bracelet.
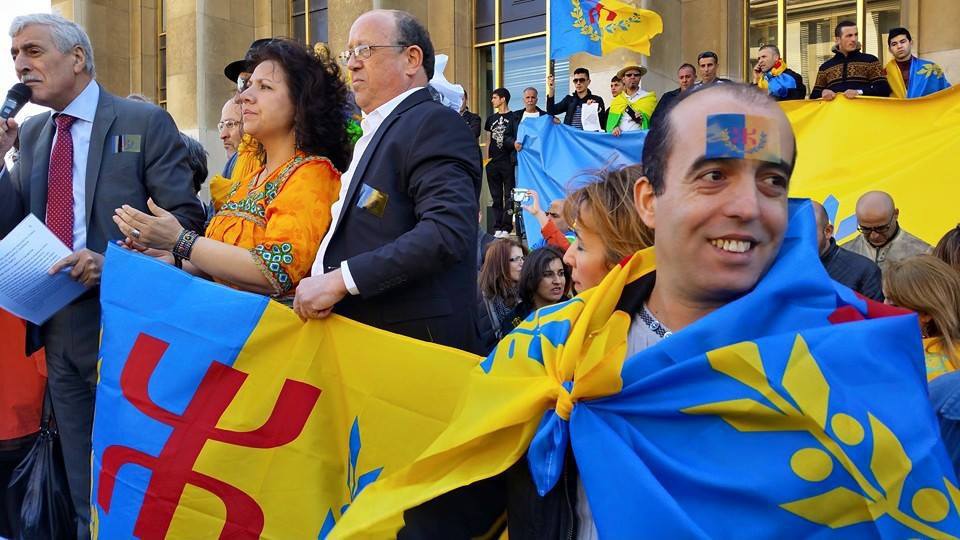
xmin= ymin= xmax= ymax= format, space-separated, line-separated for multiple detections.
xmin=172 ymin=229 xmax=200 ymax=260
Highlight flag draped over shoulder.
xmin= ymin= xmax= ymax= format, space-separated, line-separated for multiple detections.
xmin=758 ymin=59 xmax=799 ymax=99
xmin=885 ymin=57 xmax=951 ymax=99
xmin=91 ymin=245 xmax=480 ymax=539
xmin=514 ymin=115 xmax=646 ymax=246
xmin=604 ymin=91 xmax=658 ymax=131
xmin=335 ymin=200 xmax=960 ymax=538
xmin=783 ymin=85 xmax=960 ymax=244
xmin=550 ymin=0 xmax=663 ymax=59
xmin=95 ymin=201 xmax=960 ymax=538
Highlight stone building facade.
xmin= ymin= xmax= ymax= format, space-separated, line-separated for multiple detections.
xmin=47 ymin=0 xmax=960 ymax=179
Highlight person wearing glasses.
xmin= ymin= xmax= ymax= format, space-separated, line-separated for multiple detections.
xmin=218 ymin=98 xmax=243 ymax=159
xmin=294 ymin=11 xmax=483 ymax=355
xmin=114 ymin=38 xmax=351 ymax=304
xmin=606 ymin=64 xmax=657 ymax=135
xmin=842 ymin=191 xmax=931 ymax=274
xmin=479 ymin=238 xmax=528 ymax=346
xmin=546 ymin=67 xmax=605 ymax=130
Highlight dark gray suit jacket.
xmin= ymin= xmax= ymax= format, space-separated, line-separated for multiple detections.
xmin=0 ymin=85 xmax=205 ymax=351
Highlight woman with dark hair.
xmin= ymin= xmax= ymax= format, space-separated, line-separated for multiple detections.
xmin=502 ymin=246 xmax=570 ymax=333
xmin=114 ymin=38 xmax=350 ymax=301
xmin=478 ymin=238 xmax=527 ymax=347
xmin=935 ymin=225 xmax=960 ymax=274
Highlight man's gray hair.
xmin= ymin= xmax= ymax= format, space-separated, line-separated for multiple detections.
xmin=10 ymin=13 xmax=96 ymax=77
xmin=759 ymin=44 xmax=781 ymax=58
xmin=523 ymin=87 xmax=538 ymax=95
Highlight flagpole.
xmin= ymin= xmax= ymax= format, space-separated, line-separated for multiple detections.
xmin=546 ymin=0 xmax=554 ymax=83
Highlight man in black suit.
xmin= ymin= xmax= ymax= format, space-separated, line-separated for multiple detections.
xmin=294 ymin=9 xmax=480 ymax=352
xmin=0 ymin=14 xmax=204 ymax=537
xmin=293 ymin=10 xmax=499 ymax=538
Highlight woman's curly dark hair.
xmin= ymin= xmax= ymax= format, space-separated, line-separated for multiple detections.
xmin=248 ymin=38 xmax=352 ymax=173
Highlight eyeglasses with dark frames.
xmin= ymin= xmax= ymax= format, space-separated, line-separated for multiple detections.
xmin=857 ymin=215 xmax=896 ymax=235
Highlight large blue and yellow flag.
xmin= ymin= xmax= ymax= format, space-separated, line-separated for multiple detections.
xmin=550 ymin=0 xmax=663 ymax=59
xmin=885 ymin=57 xmax=951 ymax=99
xmin=784 ymin=85 xmax=960 ymax=244
xmin=94 ymin=201 xmax=960 ymax=537
xmin=516 ymin=87 xmax=960 ymax=247
xmin=515 ymin=114 xmax=646 ymax=246
xmin=91 ymin=245 xmax=481 ymax=538
xmin=334 ymin=201 xmax=960 ymax=537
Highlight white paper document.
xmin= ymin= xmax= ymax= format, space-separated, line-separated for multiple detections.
xmin=581 ymin=102 xmax=602 ymax=132
xmin=0 ymin=214 xmax=86 ymax=324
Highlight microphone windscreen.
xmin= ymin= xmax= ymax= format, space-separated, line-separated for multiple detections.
xmin=8 ymin=83 xmax=31 ymax=103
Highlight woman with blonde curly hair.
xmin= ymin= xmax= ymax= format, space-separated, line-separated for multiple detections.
xmin=883 ymin=255 xmax=960 ymax=381
xmin=562 ymin=165 xmax=654 ymax=293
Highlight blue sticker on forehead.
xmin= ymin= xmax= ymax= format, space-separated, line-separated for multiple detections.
xmin=705 ymin=113 xmax=782 ymax=164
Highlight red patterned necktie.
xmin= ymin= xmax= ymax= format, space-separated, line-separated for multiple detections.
xmin=46 ymin=113 xmax=76 ymax=249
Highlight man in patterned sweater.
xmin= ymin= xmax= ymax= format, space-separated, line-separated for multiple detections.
xmin=810 ymin=20 xmax=891 ymax=100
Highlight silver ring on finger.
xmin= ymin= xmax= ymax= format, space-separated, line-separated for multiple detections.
xmin=131 ymin=228 xmax=141 ymax=239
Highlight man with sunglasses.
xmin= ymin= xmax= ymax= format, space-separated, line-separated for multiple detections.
xmin=546 ymin=67 xmax=605 ymax=131
xmin=606 ymin=64 xmax=657 ymax=135
xmin=843 ymin=190 xmax=931 ymax=273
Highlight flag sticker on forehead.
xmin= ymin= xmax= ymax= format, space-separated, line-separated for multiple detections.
xmin=705 ymin=113 xmax=782 ymax=164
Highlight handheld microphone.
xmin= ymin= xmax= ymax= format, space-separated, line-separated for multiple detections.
xmin=1 ymin=83 xmax=32 ymax=120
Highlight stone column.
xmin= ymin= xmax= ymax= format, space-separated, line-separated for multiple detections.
xmin=166 ymin=0 xmax=256 ymax=190
xmin=54 ymin=0 xmax=132 ymax=96
xmin=917 ymin=0 xmax=960 ymax=82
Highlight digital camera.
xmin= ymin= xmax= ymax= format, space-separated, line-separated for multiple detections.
xmin=511 ymin=188 xmax=531 ymax=203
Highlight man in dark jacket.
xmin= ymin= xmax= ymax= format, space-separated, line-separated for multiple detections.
xmin=546 ymin=67 xmax=605 ymax=130
xmin=810 ymin=21 xmax=891 ymax=99
xmin=294 ymin=10 xmax=503 ymax=537
xmin=460 ymin=90 xmax=481 ymax=139
xmin=813 ymin=202 xmax=883 ymax=301
xmin=753 ymin=44 xmax=806 ymax=101
xmin=658 ymin=63 xmax=697 ymax=111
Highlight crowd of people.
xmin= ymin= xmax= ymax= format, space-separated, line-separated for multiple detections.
xmin=0 ymin=8 xmax=957 ymax=539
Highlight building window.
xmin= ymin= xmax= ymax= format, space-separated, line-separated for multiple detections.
xmin=292 ymin=0 xmax=328 ymax=47
xmin=864 ymin=0 xmax=902 ymax=62
xmin=747 ymin=0 xmax=900 ymax=93
xmin=157 ymin=0 xmax=167 ymax=109
xmin=474 ymin=0 xmax=560 ymax=123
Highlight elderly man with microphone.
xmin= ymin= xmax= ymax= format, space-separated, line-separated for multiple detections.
xmin=0 ymin=14 xmax=202 ymax=538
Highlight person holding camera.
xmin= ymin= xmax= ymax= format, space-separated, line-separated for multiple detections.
xmin=485 ymin=87 xmax=518 ymax=238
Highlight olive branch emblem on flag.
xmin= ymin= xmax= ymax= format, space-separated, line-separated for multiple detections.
xmin=683 ymin=335 xmax=960 ymax=537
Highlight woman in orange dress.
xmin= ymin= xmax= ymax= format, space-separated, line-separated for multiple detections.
xmin=114 ymin=39 xmax=352 ymax=300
